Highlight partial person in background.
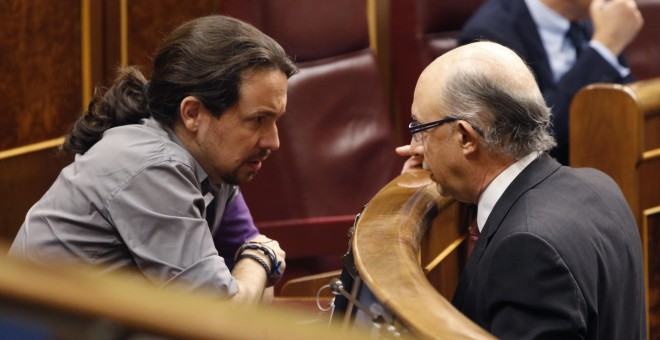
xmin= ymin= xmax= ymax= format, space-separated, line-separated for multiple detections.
xmin=409 ymin=41 xmax=644 ymax=338
xmin=458 ymin=0 xmax=643 ymax=165
xmin=9 ymin=15 xmax=298 ymax=303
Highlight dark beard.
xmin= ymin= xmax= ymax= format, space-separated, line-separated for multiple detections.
xmin=221 ymin=169 xmax=251 ymax=185
xmin=221 ymin=149 xmax=270 ymax=185
xmin=221 ymin=172 xmax=241 ymax=185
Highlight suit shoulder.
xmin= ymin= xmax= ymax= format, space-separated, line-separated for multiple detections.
xmin=559 ymin=166 xmax=627 ymax=202
xmin=459 ymin=0 xmax=519 ymax=45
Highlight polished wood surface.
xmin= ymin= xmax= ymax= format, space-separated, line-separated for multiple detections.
xmin=126 ymin=0 xmax=222 ymax=73
xmin=352 ymin=169 xmax=494 ymax=339
xmin=0 ymin=245 xmax=368 ymax=339
xmin=421 ymin=199 xmax=470 ymax=299
xmin=643 ymin=207 xmax=660 ymax=339
xmin=0 ymin=141 xmax=73 ymax=243
xmin=570 ymin=78 xmax=660 ymax=227
xmin=570 ymin=77 xmax=660 ymax=340
xmin=0 ymin=0 xmax=82 ymax=150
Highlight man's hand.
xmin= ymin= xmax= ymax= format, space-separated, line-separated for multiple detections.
xmin=396 ymin=144 xmax=425 ymax=173
xmin=247 ymin=234 xmax=286 ymax=283
xmin=230 ymin=234 xmax=286 ymax=304
xmin=590 ymin=0 xmax=643 ymax=56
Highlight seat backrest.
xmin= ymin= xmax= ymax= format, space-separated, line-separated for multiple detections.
xmin=626 ymin=0 xmax=660 ymax=80
xmin=389 ymin=0 xmax=484 ymax=141
xmin=570 ymin=78 xmax=660 ymax=227
xmin=570 ymin=77 xmax=660 ymax=338
xmin=222 ymin=0 xmax=402 ymax=260
xmin=0 ymin=140 xmax=73 ymax=244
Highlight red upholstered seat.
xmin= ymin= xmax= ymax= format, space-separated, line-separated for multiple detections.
xmin=626 ymin=0 xmax=660 ymax=81
xmin=222 ymin=0 xmax=402 ymax=281
xmin=389 ymin=0 xmax=484 ymax=141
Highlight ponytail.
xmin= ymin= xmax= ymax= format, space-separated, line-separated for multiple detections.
xmin=63 ymin=66 xmax=150 ymax=154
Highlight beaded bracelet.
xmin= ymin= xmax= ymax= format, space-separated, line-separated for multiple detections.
xmin=235 ymin=253 xmax=271 ymax=277
xmin=236 ymin=243 xmax=281 ymax=275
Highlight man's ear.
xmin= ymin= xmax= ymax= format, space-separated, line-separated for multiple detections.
xmin=179 ymin=96 xmax=205 ymax=132
xmin=457 ymin=121 xmax=479 ymax=155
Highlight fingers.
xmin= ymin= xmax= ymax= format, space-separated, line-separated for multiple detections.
xmin=395 ymin=145 xmax=412 ymax=157
xmin=248 ymin=234 xmax=273 ymax=243
xmin=396 ymin=144 xmax=424 ymax=157
xmin=590 ymin=0 xmax=604 ymax=11
xmin=396 ymin=144 xmax=425 ymax=173
xmin=401 ymin=157 xmax=422 ymax=174
xmin=590 ymin=0 xmax=642 ymax=55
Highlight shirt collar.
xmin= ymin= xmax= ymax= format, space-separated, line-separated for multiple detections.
xmin=143 ymin=117 xmax=211 ymax=188
xmin=476 ymin=151 xmax=541 ymax=232
xmin=525 ymin=0 xmax=570 ymax=35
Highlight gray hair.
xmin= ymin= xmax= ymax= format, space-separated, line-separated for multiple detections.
xmin=441 ymin=68 xmax=556 ymax=159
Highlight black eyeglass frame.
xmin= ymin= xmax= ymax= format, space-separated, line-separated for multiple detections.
xmin=409 ymin=116 xmax=484 ymax=142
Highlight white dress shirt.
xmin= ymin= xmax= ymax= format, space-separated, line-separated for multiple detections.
xmin=476 ymin=151 xmax=542 ymax=232
xmin=524 ymin=0 xmax=630 ymax=82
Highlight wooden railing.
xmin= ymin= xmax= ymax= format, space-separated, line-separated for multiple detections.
xmin=0 ymin=244 xmax=369 ymax=339
xmin=346 ymin=169 xmax=493 ymax=338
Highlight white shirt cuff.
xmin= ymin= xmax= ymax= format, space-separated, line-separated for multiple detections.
xmin=589 ymin=40 xmax=631 ymax=78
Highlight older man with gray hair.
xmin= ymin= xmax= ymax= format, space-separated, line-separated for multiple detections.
xmin=409 ymin=41 xmax=645 ymax=339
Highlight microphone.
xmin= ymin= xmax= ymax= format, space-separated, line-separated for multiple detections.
xmin=329 ymin=278 xmax=381 ymax=322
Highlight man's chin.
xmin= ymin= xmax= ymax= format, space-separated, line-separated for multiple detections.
xmin=435 ymin=183 xmax=448 ymax=197
xmin=222 ymin=171 xmax=257 ymax=185
xmin=433 ymin=181 xmax=453 ymax=199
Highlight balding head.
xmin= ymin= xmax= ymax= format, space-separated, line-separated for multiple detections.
xmin=423 ymin=41 xmax=539 ymax=97
xmin=413 ymin=41 xmax=556 ymax=159
xmin=411 ymin=42 xmax=556 ymax=204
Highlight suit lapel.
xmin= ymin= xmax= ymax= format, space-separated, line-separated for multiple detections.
xmin=513 ymin=1 xmax=554 ymax=92
xmin=452 ymin=154 xmax=561 ymax=307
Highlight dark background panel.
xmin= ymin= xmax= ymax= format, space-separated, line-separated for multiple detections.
xmin=0 ymin=0 xmax=82 ymax=150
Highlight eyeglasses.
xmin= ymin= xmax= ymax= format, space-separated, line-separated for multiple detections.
xmin=408 ymin=116 xmax=484 ymax=142
xmin=409 ymin=116 xmax=484 ymax=142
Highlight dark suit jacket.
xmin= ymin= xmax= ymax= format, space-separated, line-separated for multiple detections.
xmin=452 ymin=154 xmax=645 ymax=339
xmin=458 ymin=0 xmax=633 ymax=165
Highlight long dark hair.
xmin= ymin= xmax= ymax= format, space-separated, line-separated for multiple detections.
xmin=64 ymin=15 xmax=297 ymax=154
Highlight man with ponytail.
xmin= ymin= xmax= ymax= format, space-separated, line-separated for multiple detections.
xmin=9 ymin=15 xmax=297 ymax=303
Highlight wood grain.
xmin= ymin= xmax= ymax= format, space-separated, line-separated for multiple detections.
xmin=352 ymin=169 xmax=494 ymax=339
xmin=0 ymin=0 xmax=82 ymax=150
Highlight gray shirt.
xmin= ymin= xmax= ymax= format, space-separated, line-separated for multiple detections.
xmin=9 ymin=118 xmax=238 ymax=296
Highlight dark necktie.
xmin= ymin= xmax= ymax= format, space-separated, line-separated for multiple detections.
xmin=467 ymin=214 xmax=480 ymax=257
xmin=566 ymin=22 xmax=588 ymax=57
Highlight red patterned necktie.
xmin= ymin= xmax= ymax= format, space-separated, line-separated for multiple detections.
xmin=467 ymin=215 xmax=480 ymax=257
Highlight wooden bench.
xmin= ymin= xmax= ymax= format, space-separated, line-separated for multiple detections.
xmin=570 ymin=77 xmax=660 ymax=338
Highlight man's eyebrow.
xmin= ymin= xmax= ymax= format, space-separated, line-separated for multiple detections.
xmin=250 ymin=110 xmax=279 ymax=117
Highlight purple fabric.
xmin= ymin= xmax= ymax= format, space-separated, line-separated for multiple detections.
xmin=213 ymin=191 xmax=260 ymax=269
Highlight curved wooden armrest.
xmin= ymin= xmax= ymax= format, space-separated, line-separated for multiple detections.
xmin=352 ymin=169 xmax=494 ymax=339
